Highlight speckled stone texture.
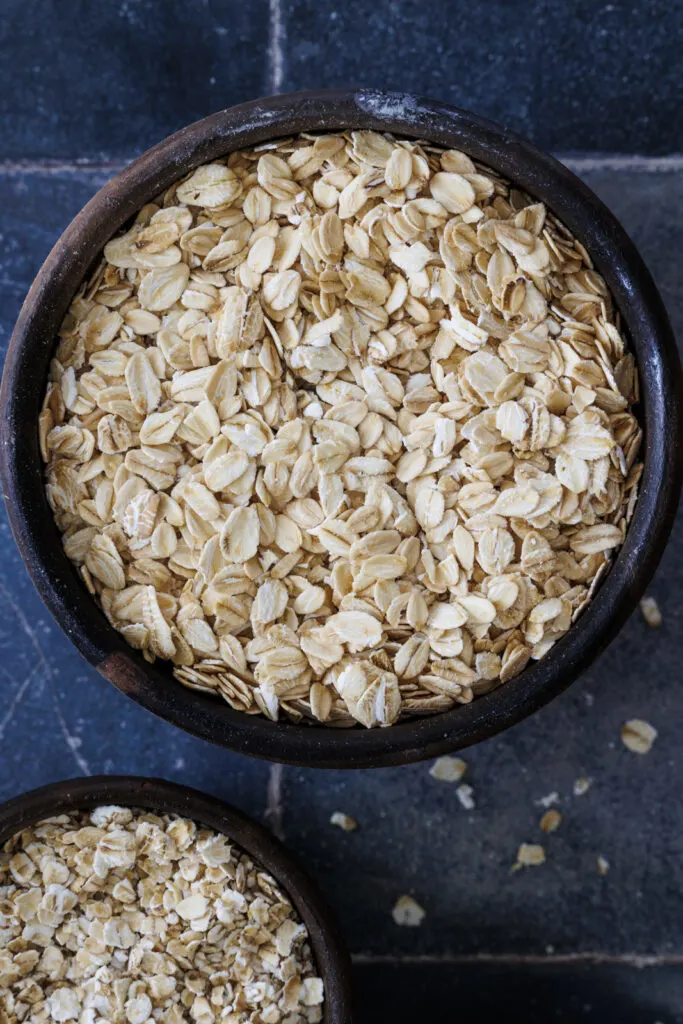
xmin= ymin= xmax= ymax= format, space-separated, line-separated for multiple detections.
xmin=2 ymin=0 xmax=682 ymax=159
xmin=1 ymin=1 xmax=682 ymax=1019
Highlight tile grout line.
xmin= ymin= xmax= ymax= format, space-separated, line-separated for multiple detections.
xmin=352 ymin=952 xmax=683 ymax=967
xmin=267 ymin=0 xmax=285 ymax=95
xmin=562 ymin=153 xmax=683 ymax=172
xmin=0 ymin=154 xmax=682 ymax=175
xmin=265 ymin=763 xmax=285 ymax=841
xmin=0 ymin=159 xmax=129 ymax=174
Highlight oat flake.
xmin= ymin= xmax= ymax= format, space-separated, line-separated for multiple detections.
xmin=392 ymin=894 xmax=426 ymax=927
xmin=621 ymin=718 xmax=657 ymax=754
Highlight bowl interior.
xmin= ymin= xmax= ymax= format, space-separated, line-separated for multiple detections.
xmin=0 ymin=776 xmax=353 ymax=1024
xmin=1 ymin=89 xmax=680 ymax=767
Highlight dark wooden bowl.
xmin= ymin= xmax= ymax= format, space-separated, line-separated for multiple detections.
xmin=0 ymin=775 xmax=354 ymax=1023
xmin=1 ymin=90 xmax=681 ymax=768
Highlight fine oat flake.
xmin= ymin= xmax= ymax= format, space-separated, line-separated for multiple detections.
xmin=0 ymin=807 xmax=323 ymax=1023
xmin=41 ymin=130 xmax=643 ymax=728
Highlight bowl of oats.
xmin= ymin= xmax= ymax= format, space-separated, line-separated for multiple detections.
xmin=1 ymin=90 xmax=680 ymax=766
xmin=0 ymin=775 xmax=352 ymax=1023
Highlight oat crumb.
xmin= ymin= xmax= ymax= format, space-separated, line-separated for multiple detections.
xmin=540 ymin=809 xmax=562 ymax=833
xmin=430 ymin=756 xmax=467 ymax=783
xmin=640 ymin=595 xmax=662 ymax=628
xmin=392 ymin=894 xmax=426 ymax=927
xmin=456 ymin=784 xmax=475 ymax=810
xmin=597 ymin=854 xmax=610 ymax=875
xmin=573 ymin=776 xmax=592 ymax=796
xmin=536 ymin=791 xmax=560 ymax=808
xmin=621 ymin=719 xmax=657 ymax=755
xmin=330 ymin=811 xmax=358 ymax=832
xmin=514 ymin=843 xmax=546 ymax=869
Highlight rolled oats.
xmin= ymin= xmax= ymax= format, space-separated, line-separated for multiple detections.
xmin=429 ymin=755 xmax=467 ymax=782
xmin=536 ymin=791 xmax=560 ymax=808
xmin=329 ymin=812 xmax=358 ymax=832
xmin=640 ymin=595 xmax=662 ymax=628
xmin=514 ymin=843 xmax=546 ymax=868
xmin=391 ymin=895 xmax=426 ymax=927
xmin=597 ymin=854 xmax=610 ymax=875
xmin=42 ymin=131 xmax=642 ymax=728
xmin=456 ymin=783 xmax=476 ymax=810
xmin=539 ymin=808 xmax=562 ymax=833
xmin=0 ymin=807 xmax=323 ymax=1023
xmin=621 ymin=718 xmax=657 ymax=754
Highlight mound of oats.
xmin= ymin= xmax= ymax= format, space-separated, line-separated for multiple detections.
xmin=0 ymin=806 xmax=323 ymax=1024
xmin=40 ymin=131 xmax=642 ymax=728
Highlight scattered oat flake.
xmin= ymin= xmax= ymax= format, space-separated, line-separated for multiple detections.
xmin=621 ymin=718 xmax=657 ymax=754
xmin=597 ymin=855 xmax=610 ymax=875
xmin=430 ymin=755 xmax=467 ymax=783
xmin=514 ymin=843 xmax=546 ymax=868
xmin=640 ymin=595 xmax=662 ymax=628
xmin=573 ymin=776 xmax=592 ymax=796
xmin=536 ymin=791 xmax=560 ymax=808
xmin=540 ymin=809 xmax=562 ymax=833
xmin=456 ymin=783 xmax=475 ymax=810
xmin=392 ymin=894 xmax=426 ymax=927
xmin=330 ymin=811 xmax=358 ymax=832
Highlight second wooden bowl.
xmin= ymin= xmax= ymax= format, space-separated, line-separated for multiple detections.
xmin=0 ymin=775 xmax=354 ymax=1023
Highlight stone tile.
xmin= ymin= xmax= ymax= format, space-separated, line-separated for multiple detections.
xmin=0 ymin=170 xmax=112 ymax=357
xmin=281 ymin=0 xmax=682 ymax=155
xmin=354 ymin=962 xmax=683 ymax=1023
xmin=575 ymin=168 xmax=683 ymax=343
xmin=0 ymin=0 xmax=269 ymax=161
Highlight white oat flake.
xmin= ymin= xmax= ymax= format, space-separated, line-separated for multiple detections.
xmin=536 ymin=790 xmax=560 ymax=808
xmin=597 ymin=854 xmax=610 ymax=875
xmin=621 ymin=718 xmax=658 ymax=755
xmin=640 ymin=595 xmax=662 ymax=628
xmin=456 ymin=783 xmax=476 ymax=810
xmin=514 ymin=843 xmax=546 ymax=869
xmin=429 ymin=755 xmax=467 ymax=783
xmin=392 ymin=894 xmax=426 ymax=927
xmin=330 ymin=811 xmax=358 ymax=832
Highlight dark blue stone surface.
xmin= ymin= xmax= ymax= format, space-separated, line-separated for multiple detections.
xmin=1 ymin=4 xmax=682 ymax=1017
xmin=1 ymin=0 xmax=270 ymax=161
xmin=2 ymin=0 xmax=682 ymax=159
xmin=282 ymin=0 xmax=683 ymax=156
xmin=356 ymin=962 xmax=683 ymax=1022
